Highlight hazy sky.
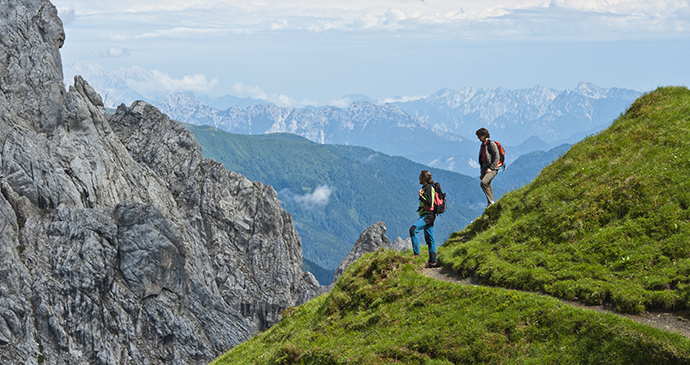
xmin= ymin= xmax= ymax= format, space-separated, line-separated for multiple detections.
xmin=53 ymin=0 xmax=690 ymax=106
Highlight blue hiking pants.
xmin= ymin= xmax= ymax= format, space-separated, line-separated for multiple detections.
xmin=410 ymin=214 xmax=436 ymax=261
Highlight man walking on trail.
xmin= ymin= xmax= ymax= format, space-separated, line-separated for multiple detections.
xmin=410 ymin=170 xmax=437 ymax=268
xmin=476 ymin=128 xmax=499 ymax=206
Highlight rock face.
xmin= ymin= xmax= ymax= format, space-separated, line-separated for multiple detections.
xmin=331 ymin=222 xmax=409 ymax=284
xmin=0 ymin=1 xmax=321 ymax=364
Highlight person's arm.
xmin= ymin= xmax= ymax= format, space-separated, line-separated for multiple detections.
xmin=420 ymin=184 xmax=434 ymax=207
xmin=488 ymin=141 xmax=500 ymax=171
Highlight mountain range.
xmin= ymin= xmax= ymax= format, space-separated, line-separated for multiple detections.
xmin=65 ymin=61 xmax=639 ymax=176
xmin=153 ymin=86 xmax=637 ymax=176
xmin=394 ymin=83 xmax=640 ymax=145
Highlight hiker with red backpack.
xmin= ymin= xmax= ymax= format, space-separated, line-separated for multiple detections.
xmin=410 ymin=170 xmax=440 ymax=268
xmin=476 ymin=128 xmax=504 ymax=206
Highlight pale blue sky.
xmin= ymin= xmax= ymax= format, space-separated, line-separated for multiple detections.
xmin=53 ymin=0 xmax=690 ymax=107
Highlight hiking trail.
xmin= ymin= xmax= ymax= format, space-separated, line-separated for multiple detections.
xmin=422 ymin=266 xmax=690 ymax=338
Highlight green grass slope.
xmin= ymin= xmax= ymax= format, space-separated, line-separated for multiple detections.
xmin=184 ymin=125 xmax=485 ymax=274
xmin=213 ymin=250 xmax=690 ymax=364
xmin=441 ymin=87 xmax=690 ymax=313
xmin=494 ymin=143 xmax=573 ymax=197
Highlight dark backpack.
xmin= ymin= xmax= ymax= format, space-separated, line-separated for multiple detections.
xmin=432 ymin=182 xmax=446 ymax=215
xmin=493 ymin=140 xmax=506 ymax=170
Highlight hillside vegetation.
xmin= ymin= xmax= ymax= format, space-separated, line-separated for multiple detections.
xmin=493 ymin=143 xmax=572 ymax=198
xmin=441 ymin=87 xmax=690 ymax=313
xmin=211 ymin=87 xmax=690 ymax=364
xmin=213 ymin=250 xmax=690 ymax=364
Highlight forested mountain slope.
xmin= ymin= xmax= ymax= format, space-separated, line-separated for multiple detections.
xmin=185 ymin=126 xmax=485 ymax=277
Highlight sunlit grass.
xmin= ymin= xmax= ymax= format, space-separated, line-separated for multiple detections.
xmin=441 ymin=87 xmax=690 ymax=313
xmin=214 ymin=250 xmax=690 ymax=364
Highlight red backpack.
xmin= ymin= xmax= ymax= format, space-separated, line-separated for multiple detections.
xmin=425 ymin=182 xmax=446 ymax=214
xmin=493 ymin=140 xmax=506 ymax=169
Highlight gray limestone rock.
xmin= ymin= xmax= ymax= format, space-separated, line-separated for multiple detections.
xmin=0 ymin=0 xmax=65 ymax=133
xmin=390 ymin=236 xmax=412 ymax=253
xmin=331 ymin=222 xmax=409 ymax=285
xmin=0 ymin=1 xmax=322 ymax=364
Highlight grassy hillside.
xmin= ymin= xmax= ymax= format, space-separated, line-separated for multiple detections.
xmin=441 ymin=87 xmax=690 ymax=313
xmin=210 ymin=88 xmax=690 ymax=364
xmin=213 ymin=250 xmax=690 ymax=364
xmin=185 ymin=125 xmax=486 ymax=276
xmin=493 ymin=143 xmax=572 ymax=197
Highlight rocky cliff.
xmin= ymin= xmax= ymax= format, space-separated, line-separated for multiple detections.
xmin=0 ymin=1 xmax=321 ymax=364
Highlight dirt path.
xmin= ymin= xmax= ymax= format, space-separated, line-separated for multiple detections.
xmin=422 ymin=266 xmax=690 ymax=338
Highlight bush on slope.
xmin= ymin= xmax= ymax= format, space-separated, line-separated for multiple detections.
xmin=441 ymin=87 xmax=690 ymax=313
xmin=213 ymin=250 xmax=690 ymax=364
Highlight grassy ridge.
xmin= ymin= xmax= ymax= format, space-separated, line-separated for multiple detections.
xmin=441 ymin=87 xmax=690 ymax=313
xmin=213 ymin=250 xmax=690 ymax=364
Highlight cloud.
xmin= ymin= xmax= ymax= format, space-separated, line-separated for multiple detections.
xmin=231 ymin=82 xmax=318 ymax=108
xmin=58 ymin=8 xmax=76 ymax=25
xmin=110 ymin=66 xmax=219 ymax=99
xmin=271 ymin=19 xmax=289 ymax=30
xmin=329 ymin=97 xmax=353 ymax=108
xmin=135 ymin=27 xmax=226 ymax=39
xmin=102 ymin=46 xmax=131 ymax=58
xmin=270 ymin=94 xmax=318 ymax=108
xmin=279 ymin=185 xmax=333 ymax=209
xmin=156 ymin=72 xmax=219 ymax=93
xmin=231 ymin=82 xmax=269 ymax=100
xmin=378 ymin=95 xmax=425 ymax=104
xmin=53 ymin=0 xmax=690 ymax=40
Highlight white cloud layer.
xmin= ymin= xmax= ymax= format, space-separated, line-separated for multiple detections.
xmin=378 ymin=95 xmax=426 ymax=104
xmin=280 ymin=185 xmax=333 ymax=208
xmin=231 ymin=82 xmax=317 ymax=108
xmin=328 ymin=98 xmax=353 ymax=108
xmin=53 ymin=0 xmax=690 ymax=38
xmin=103 ymin=47 xmax=131 ymax=58
xmin=58 ymin=7 xmax=75 ymax=25
xmin=121 ymin=69 xmax=219 ymax=96
xmin=54 ymin=0 xmax=690 ymax=39
xmin=53 ymin=0 xmax=690 ymax=104
xmin=64 ymin=61 xmax=218 ymax=103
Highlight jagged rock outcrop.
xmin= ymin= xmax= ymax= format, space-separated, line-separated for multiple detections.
xmin=0 ymin=0 xmax=65 ymax=133
xmin=331 ymin=222 xmax=410 ymax=284
xmin=0 ymin=1 xmax=321 ymax=364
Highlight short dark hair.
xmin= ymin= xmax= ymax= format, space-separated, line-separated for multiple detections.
xmin=419 ymin=170 xmax=434 ymax=185
xmin=476 ymin=128 xmax=490 ymax=138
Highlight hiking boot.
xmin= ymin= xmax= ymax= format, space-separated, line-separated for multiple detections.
xmin=425 ymin=262 xmax=437 ymax=268
xmin=411 ymin=254 xmax=420 ymax=258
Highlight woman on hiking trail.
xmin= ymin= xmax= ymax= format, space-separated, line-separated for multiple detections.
xmin=410 ymin=170 xmax=437 ymax=268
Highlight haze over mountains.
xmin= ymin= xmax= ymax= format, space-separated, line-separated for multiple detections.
xmin=157 ymin=85 xmax=637 ymax=176
xmin=66 ymin=61 xmax=639 ymax=176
